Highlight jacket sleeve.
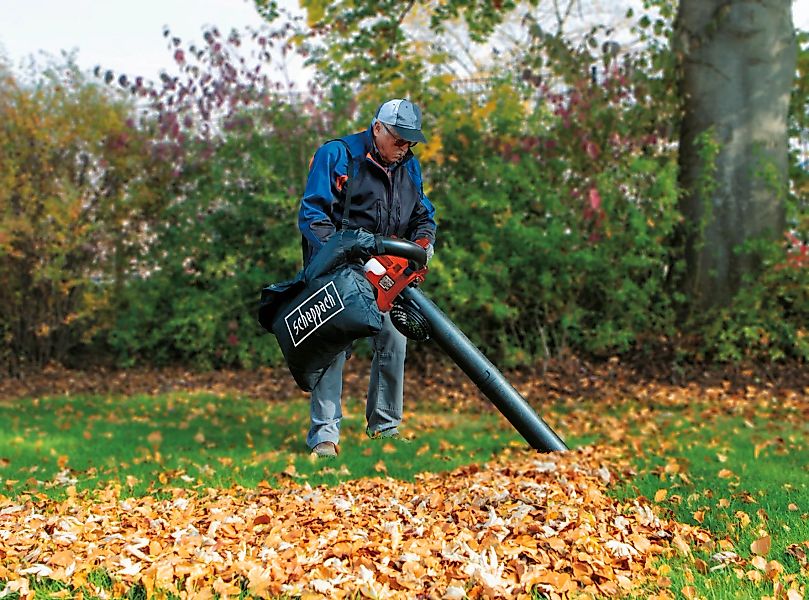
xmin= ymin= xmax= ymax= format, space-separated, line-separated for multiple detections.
xmin=298 ymin=141 xmax=348 ymax=252
xmin=404 ymin=158 xmax=437 ymax=244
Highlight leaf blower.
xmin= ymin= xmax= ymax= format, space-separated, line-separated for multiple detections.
xmin=365 ymin=238 xmax=567 ymax=453
xmin=258 ymin=232 xmax=567 ymax=453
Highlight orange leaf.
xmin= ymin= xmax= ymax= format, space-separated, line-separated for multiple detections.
xmin=538 ymin=571 xmax=571 ymax=590
xmin=681 ymin=585 xmax=698 ymax=599
xmin=750 ymin=535 xmax=771 ymax=556
xmin=253 ymin=514 xmax=271 ymax=526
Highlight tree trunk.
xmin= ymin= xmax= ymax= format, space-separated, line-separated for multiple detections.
xmin=676 ymin=0 xmax=796 ymax=311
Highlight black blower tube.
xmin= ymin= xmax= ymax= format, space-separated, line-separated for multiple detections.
xmin=401 ymin=286 xmax=568 ymax=453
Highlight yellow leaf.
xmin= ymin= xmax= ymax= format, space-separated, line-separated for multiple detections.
xmin=303 ymin=0 xmax=326 ymax=26
xmin=672 ymin=535 xmax=691 ymax=556
xmin=746 ymin=569 xmax=763 ymax=583
xmin=654 ymin=489 xmax=668 ymax=502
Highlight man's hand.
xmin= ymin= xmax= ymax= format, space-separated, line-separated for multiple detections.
xmin=424 ymin=242 xmax=434 ymax=264
xmin=414 ymin=238 xmax=434 ymax=264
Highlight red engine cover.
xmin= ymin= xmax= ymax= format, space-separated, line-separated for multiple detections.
xmin=364 ymin=254 xmax=428 ymax=311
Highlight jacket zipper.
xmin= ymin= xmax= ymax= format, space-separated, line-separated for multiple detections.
xmin=365 ymin=153 xmax=394 ymax=235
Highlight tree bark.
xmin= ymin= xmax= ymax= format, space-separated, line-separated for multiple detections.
xmin=676 ymin=0 xmax=796 ymax=311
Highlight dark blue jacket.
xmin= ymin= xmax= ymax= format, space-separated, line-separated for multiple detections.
xmin=298 ymin=126 xmax=436 ymax=264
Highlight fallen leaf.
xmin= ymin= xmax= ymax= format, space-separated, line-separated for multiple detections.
xmin=672 ymin=535 xmax=691 ymax=556
xmin=681 ymin=585 xmax=697 ymax=599
xmin=785 ymin=544 xmax=807 ymax=566
xmin=751 ymin=535 xmax=771 ymax=557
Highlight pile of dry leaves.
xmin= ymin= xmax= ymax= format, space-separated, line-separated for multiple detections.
xmin=0 ymin=447 xmax=710 ymax=599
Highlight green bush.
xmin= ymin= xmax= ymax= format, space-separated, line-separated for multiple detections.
xmin=695 ymin=235 xmax=809 ymax=363
xmin=5 ymin=15 xmax=806 ymax=372
xmin=415 ymin=71 xmax=680 ymax=365
xmin=108 ymin=106 xmax=314 ymax=368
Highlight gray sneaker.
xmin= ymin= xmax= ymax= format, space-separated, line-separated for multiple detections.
xmin=366 ymin=427 xmax=401 ymax=440
xmin=311 ymin=441 xmax=339 ymax=458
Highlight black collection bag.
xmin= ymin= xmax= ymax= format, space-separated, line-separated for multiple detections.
xmin=258 ymin=230 xmax=384 ymax=391
xmin=258 ymin=141 xmax=384 ymax=391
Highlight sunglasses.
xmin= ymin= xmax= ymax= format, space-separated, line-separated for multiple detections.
xmin=382 ymin=123 xmax=417 ymax=148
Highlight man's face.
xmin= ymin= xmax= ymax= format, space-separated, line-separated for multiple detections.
xmin=373 ymin=121 xmax=414 ymax=165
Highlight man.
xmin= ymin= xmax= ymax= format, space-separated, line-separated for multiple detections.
xmin=298 ymin=98 xmax=436 ymax=458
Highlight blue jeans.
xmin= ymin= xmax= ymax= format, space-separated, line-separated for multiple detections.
xmin=306 ymin=312 xmax=407 ymax=448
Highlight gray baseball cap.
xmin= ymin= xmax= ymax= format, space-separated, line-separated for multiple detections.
xmin=375 ymin=99 xmax=427 ymax=144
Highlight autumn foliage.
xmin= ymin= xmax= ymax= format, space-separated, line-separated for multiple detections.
xmin=0 ymin=447 xmax=710 ymax=599
xmin=0 ymin=3 xmax=807 ymax=375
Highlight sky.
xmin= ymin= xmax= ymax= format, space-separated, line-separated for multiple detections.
xmin=1 ymin=0 xmax=808 ymax=89
xmin=0 ymin=0 xmax=310 ymax=87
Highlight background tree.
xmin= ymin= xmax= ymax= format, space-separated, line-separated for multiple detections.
xmin=1 ymin=0 xmax=805 ymax=375
xmin=0 ymin=60 xmax=173 ymax=376
xmin=675 ymin=0 xmax=797 ymax=311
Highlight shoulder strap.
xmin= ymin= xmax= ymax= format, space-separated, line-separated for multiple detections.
xmin=328 ymin=138 xmax=355 ymax=231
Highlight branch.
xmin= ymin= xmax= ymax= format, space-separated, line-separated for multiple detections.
xmin=389 ymin=0 xmax=417 ymax=57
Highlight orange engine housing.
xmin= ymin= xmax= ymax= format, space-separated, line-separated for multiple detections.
xmin=364 ymin=254 xmax=428 ymax=312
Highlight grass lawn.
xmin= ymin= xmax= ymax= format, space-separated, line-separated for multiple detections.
xmin=0 ymin=392 xmax=526 ymax=496
xmin=1 ymin=384 xmax=807 ymax=599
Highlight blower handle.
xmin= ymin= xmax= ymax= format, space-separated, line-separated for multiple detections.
xmin=376 ymin=238 xmax=428 ymax=270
